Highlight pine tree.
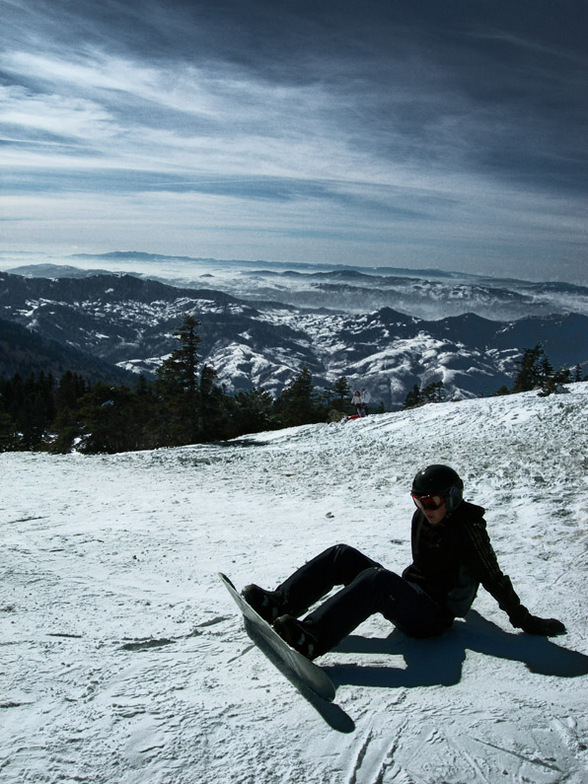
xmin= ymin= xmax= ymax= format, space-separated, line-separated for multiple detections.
xmin=329 ymin=377 xmax=352 ymax=412
xmin=0 ymin=372 xmax=57 ymax=448
xmin=157 ymin=315 xmax=201 ymax=396
xmin=403 ymin=380 xmax=444 ymax=408
xmin=0 ymin=410 xmax=16 ymax=451
xmin=403 ymin=383 xmax=423 ymax=409
xmin=512 ymin=344 xmax=547 ymax=393
xmin=56 ymin=371 xmax=87 ymax=413
xmin=275 ymin=366 xmax=319 ymax=427
xmin=199 ymin=364 xmax=228 ymax=440
xmin=155 ymin=314 xmax=202 ymax=444
xmin=229 ymin=389 xmax=275 ymax=437
xmin=75 ymin=383 xmax=150 ymax=453
xmin=422 ymin=381 xmax=444 ymax=404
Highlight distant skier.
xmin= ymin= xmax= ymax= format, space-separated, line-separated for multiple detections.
xmin=242 ymin=464 xmax=567 ymax=660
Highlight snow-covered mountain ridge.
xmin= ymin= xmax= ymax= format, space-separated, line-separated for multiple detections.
xmin=6 ymin=251 xmax=588 ymax=320
xmin=2 ymin=384 xmax=587 ymax=783
xmin=1 ymin=268 xmax=586 ymax=407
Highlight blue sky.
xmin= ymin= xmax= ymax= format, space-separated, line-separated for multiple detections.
xmin=1 ymin=0 xmax=587 ymax=283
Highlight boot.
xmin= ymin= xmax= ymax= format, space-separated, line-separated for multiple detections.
xmin=241 ymin=584 xmax=285 ymax=624
xmin=274 ymin=614 xmax=318 ymax=660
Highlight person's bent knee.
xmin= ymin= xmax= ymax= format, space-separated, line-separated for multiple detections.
xmin=332 ymin=545 xmax=380 ymax=583
xmin=331 ymin=543 xmax=361 ymax=556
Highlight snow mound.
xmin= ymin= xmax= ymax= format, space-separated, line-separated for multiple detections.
xmin=2 ymin=384 xmax=587 ymax=783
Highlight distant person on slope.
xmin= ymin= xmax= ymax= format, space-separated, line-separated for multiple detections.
xmin=242 ymin=464 xmax=566 ymax=660
xmin=360 ymin=387 xmax=371 ymax=416
xmin=351 ymin=390 xmax=363 ymax=417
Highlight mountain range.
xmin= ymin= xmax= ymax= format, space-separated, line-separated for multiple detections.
xmin=1 ymin=256 xmax=586 ymax=408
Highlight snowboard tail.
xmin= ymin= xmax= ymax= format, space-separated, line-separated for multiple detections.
xmin=220 ymin=573 xmax=336 ymax=702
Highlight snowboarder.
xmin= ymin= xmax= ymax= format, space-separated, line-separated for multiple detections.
xmin=242 ymin=464 xmax=567 ymax=660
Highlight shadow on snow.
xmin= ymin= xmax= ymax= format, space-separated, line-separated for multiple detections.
xmin=237 ymin=610 xmax=587 ymax=733
xmin=326 ymin=610 xmax=588 ymax=690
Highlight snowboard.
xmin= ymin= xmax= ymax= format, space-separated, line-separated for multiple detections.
xmin=219 ymin=573 xmax=336 ymax=702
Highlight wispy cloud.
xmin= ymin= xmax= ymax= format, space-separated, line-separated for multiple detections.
xmin=1 ymin=0 xmax=587 ymax=283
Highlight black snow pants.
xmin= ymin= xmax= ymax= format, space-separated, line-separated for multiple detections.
xmin=276 ymin=544 xmax=454 ymax=657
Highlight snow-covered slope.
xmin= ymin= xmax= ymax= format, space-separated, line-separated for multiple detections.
xmin=2 ymin=385 xmax=587 ymax=783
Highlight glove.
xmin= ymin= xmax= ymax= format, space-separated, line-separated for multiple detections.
xmin=519 ymin=614 xmax=567 ymax=636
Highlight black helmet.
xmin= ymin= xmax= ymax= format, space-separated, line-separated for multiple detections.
xmin=412 ymin=464 xmax=464 ymax=512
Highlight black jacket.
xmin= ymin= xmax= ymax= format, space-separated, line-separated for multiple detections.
xmin=402 ymin=500 xmax=528 ymax=625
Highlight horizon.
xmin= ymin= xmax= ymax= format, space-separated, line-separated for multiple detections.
xmin=2 ymin=1 xmax=588 ymax=285
xmin=1 ymin=248 xmax=586 ymax=289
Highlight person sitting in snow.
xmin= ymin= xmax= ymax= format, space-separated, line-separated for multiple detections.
xmin=242 ymin=464 xmax=567 ymax=660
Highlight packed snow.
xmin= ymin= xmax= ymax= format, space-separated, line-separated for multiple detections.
xmin=2 ymin=385 xmax=587 ymax=784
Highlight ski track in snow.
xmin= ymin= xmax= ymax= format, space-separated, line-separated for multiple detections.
xmin=1 ymin=385 xmax=587 ymax=783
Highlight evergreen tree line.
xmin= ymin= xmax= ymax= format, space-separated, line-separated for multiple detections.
xmin=402 ymin=380 xmax=445 ymax=409
xmin=0 ymin=316 xmax=358 ymax=454
xmin=1 ymin=319 xmax=585 ymax=454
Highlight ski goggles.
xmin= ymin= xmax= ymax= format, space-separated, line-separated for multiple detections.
xmin=411 ymin=493 xmax=445 ymax=511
